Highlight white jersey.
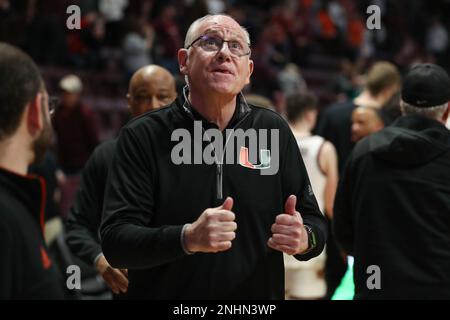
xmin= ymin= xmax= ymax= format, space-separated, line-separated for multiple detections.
xmin=295 ymin=135 xmax=326 ymax=214
xmin=284 ymin=134 xmax=327 ymax=299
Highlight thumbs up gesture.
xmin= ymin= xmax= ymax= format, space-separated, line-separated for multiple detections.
xmin=184 ymin=197 xmax=237 ymax=253
xmin=267 ymin=195 xmax=309 ymax=255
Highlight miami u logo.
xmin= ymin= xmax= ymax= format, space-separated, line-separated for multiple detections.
xmin=239 ymin=147 xmax=271 ymax=170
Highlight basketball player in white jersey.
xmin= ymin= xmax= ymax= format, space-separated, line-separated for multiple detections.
xmin=284 ymin=92 xmax=338 ymax=299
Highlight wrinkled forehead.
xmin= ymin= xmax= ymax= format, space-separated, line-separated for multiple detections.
xmin=131 ymin=71 xmax=174 ymax=92
xmin=196 ymin=16 xmax=247 ymax=42
xmin=131 ymin=79 xmax=172 ymax=95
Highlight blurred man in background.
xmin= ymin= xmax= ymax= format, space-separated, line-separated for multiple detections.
xmin=315 ymin=61 xmax=400 ymax=299
xmin=125 ymin=65 xmax=176 ymax=117
xmin=53 ymin=74 xmax=99 ymax=219
xmin=284 ymin=92 xmax=338 ymax=299
xmin=334 ymin=63 xmax=450 ymax=299
xmin=65 ymin=65 xmax=176 ymax=296
xmin=0 ymin=42 xmax=64 ymax=299
xmin=317 ymin=61 xmax=401 ymax=172
xmin=350 ymin=106 xmax=385 ymax=142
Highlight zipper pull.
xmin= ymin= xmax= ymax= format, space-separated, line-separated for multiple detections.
xmin=216 ymin=163 xmax=223 ymax=200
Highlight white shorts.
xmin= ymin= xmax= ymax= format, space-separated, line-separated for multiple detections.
xmin=284 ymin=250 xmax=327 ymax=299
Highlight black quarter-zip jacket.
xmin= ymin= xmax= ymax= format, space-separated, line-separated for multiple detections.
xmin=334 ymin=115 xmax=450 ymax=299
xmin=0 ymin=167 xmax=64 ymax=299
xmin=101 ymin=93 xmax=327 ymax=299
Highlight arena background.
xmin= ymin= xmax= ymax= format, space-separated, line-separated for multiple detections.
xmin=1 ymin=0 xmax=449 ymax=300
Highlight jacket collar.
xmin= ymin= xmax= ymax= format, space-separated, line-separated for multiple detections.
xmin=176 ymin=85 xmax=251 ymax=129
xmin=0 ymin=166 xmax=46 ymax=233
xmin=392 ymin=115 xmax=450 ymax=145
xmin=368 ymin=115 xmax=449 ymax=166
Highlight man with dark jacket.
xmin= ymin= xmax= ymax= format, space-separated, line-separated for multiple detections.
xmin=52 ymin=74 xmax=100 ymax=219
xmin=0 ymin=42 xmax=64 ymax=299
xmin=334 ymin=63 xmax=450 ymax=299
xmin=65 ymin=65 xmax=177 ymax=295
xmin=316 ymin=61 xmax=400 ymax=174
xmin=316 ymin=61 xmax=400 ymax=299
xmin=100 ymin=14 xmax=328 ymax=299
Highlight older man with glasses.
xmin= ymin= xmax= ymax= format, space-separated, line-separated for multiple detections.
xmin=101 ymin=14 xmax=327 ymax=299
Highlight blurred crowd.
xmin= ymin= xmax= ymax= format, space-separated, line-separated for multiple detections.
xmin=1 ymin=0 xmax=449 ymax=107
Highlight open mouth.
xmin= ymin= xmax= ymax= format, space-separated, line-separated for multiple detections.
xmin=211 ymin=68 xmax=234 ymax=75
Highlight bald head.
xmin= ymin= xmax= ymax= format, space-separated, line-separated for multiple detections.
xmin=184 ymin=14 xmax=251 ymax=48
xmin=127 ymin=65 xmax=177 ymax=117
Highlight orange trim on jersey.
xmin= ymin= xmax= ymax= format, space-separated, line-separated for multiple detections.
xmin=40 ymin=246 xmax=52 ymax=269
xmin=0 ymin=165 xmax=47 ymax=233
xmin=37 ymin=176 xmax=47 ymax=234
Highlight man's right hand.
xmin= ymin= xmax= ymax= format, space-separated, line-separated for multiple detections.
xmin=95 ymin=255 xmax=128 ymax=295
xmin=184 ymin=197 xmax=237 ymax=253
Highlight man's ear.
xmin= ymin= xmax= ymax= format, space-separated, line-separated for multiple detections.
xmin=245 ymin=59 xmax=254 ymax=86
xmin=178 ymin=49 xmax=188 ymax=75
xmin=27 ymin=93 xmax=43 ymax=137
xmin=126 ymin=93 xmax=132 ymax=110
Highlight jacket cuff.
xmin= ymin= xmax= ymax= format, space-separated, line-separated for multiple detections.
xmin=181 ymin=224 xmax=194 ymax=255
xmin=294 ymin=219 xmax=327 ymax=261
xmin=93 ymin=252 xmax=104 ymax=268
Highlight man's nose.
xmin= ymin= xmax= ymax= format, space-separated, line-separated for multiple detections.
xmin=142 ymin=96 xmax=157 ymax=111
xmin=216 ymin=42 xmax=232 ymax=61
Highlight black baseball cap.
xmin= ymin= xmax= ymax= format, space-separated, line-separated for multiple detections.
xmin=401 ymin=63 xmax=450 ymax=108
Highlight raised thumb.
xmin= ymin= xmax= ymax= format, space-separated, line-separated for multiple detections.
xmin=221 ymin=197 xmax=234 ymax=211
xmin=284 ymin=195 xmax=297 ymax=215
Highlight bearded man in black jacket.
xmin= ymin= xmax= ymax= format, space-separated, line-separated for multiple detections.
xmin=0 ymin=42 xmax=64 ymax=299
xmin=100 ymin=14 xmax=327 ymax=299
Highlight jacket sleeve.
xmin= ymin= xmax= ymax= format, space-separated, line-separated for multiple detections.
xmin=65 ymin=146 xmax=104 ymax=266
xmin=100 ymin=127 xmax=187 ymax=269
xmin=280 ymin=125 xmax=328 ymax=261
xmin=333 ymin=154 xmax=354 ymax=255
xmin=0 ymin=219 xmax=13 ymax=298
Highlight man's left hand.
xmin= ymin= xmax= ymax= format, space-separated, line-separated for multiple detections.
xmin=267 ymin=195 xmax=309 ymax=255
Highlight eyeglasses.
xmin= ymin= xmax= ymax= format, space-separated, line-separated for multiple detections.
xmin=39 ymin=95 xmax=59 ymax=118
xmin=48 ymin=96 xmax=59 ymax=116
xmin=186 ymin=34 xmax=251 ymax=57
xmin=43 ymin=96 xmax=59 ymax=117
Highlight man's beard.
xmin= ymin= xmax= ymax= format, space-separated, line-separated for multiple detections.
xmin=32 ymin=110 xmax=54 ymax=164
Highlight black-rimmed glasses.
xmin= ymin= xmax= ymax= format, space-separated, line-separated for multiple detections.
xmin=186 ymin=34 xmax=251 ymax=57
